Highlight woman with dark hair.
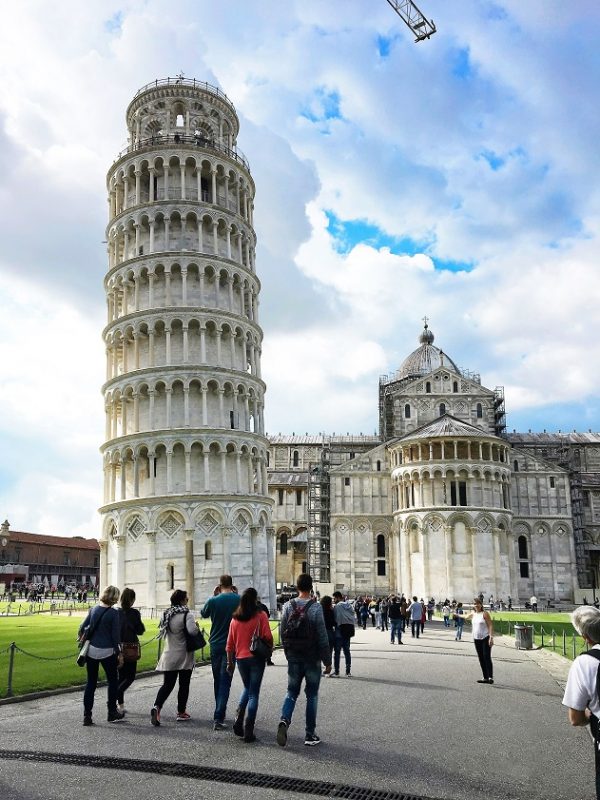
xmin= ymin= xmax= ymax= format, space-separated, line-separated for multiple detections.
xmin=117 ymin=587 xmax=146 ymax=714
xmin=151 ymin=588 xmax=199 ymax=726
xmin=465 ymin=597 xmax=494 ymax=683
xmin=78 ymin=585 xmax=124 ymax=725
xmin=226 ymin=587 xmax=273 ymax=742
xmin=320 ymin=596 xmax=335 ymax=670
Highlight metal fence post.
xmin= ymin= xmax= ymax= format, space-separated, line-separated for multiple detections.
xmin=562 ymin=630 xmax=566 ymax=656
xmin=6 ymin=642 xmax=16 ymax=698
xmin=541 ymin=626 xmax=544 ymax=648
xmin=572 ymin=634 xmax=576 ymax=660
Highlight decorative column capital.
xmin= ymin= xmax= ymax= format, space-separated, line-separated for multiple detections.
xmin=145 ymin=530 xmax=157 ymax=543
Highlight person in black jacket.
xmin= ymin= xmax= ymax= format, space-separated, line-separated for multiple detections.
xmin=117 ymin=587 xmax=146 ymax=714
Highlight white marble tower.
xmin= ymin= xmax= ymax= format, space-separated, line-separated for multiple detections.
xmin=99 ymin=77 xmax=275 ymax=611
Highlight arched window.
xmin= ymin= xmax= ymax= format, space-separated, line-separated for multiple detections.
xmin=476 ymin=403 xmax=483 ymax=419
xmin=280 ymin=533 xmax=288 ymax=555
xmin=376 ymin=460 xmax=381 ymax=472
xmin=439 ymin=403 xmax=446 ymax=416
xmin=513 ymin=460 xmax=519 ymax=472
xmin=453 ymin=381 xmax=458 ymax=393
xmin=292 ymin=450 xmax=299 ymax=467
xmin=518 ymin=535 xmax=528 ymax=559
xmin=404 ymin=404 xmax=411 ymax=419
xmin=425 ymin=382 xmax=431 ymax=393
xmin=376 ymin=534 xmax=386 ymax=575
xmin=204 ymin=541 xmax=212 ymax=560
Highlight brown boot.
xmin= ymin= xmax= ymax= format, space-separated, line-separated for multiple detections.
xmin=243 ymin=719 xmax=256 ymax=743
xmin=233 ymin=706 xmax=245 ymax=737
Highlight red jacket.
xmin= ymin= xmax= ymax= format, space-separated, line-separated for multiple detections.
xmin=226 ymin=611 xmax=272 ymax=659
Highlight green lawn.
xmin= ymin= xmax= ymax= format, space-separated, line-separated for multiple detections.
xmin=0 ymin=614 xmax=281 ymax=698
xmin=489 ymin=611 xmax=585 ymax=660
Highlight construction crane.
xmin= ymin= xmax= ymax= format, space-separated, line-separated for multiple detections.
xmin=386 ymin=0 xmax=436 ymax=42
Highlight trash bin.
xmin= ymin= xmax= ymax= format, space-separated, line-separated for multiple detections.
xmin=514 ymin=624 xmax=533 ymax=650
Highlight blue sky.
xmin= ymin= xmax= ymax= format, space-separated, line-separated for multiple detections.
xmin=0 ymin=0 xmax=599 ymax=535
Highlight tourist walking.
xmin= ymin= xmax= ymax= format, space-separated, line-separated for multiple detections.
xmin=201 ymin=574 xmax=240 ymax=730
xmin=332 ymin=591 xmax=354 ymax=676
xmin=466 ymin=597 xmax=494 ymax=683
xmin=320 ymin=596 xmax=336 ymax=667
xmin=442 ymin=602 xmax=451 ymax=628
xmin=388 ymin=596 xmax=403 ymax=644
xmin=380 ymin=597 xmax=389 ymax=631
xmin=454 ymin=602 xmax=465 ymax=641
xmin=562 ymin=605 xmax=600 ymax=799
xmin=408 ymin=596 xmax=423 ymax=638
xmin=151 ymin=589 xmax=198 ymax=726
xmin=277 ymin=573 xmax=332 ymax=747
xmin=117 ymin=587 xmax=145 ymax=714
xmin=226 ymin=587 xmax=273 ymax=743
xmin=79 ymin=585 xmax=124 ymax=725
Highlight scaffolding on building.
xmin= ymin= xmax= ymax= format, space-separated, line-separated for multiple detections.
xmin=494 ymin=386 xmax=507 ymax=438
xmin=307 ymin=445 xmax=331 ymax=584
xmin=558 ymin=445 xmax=590 ymax=588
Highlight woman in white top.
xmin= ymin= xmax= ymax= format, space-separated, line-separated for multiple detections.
xmin=562 ymin=605 xmax=600 ymax=800
xmin=465 ymin=597 xmax=494 ymax=684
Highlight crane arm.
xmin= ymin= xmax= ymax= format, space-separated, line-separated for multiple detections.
xmin=385 ymin=0 xmax=436 ymax=42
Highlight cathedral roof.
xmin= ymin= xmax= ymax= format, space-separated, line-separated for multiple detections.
xmin=396 ymin=323 xmax=460 ymax=380
xmin=395 ymin=414 xmax=499 ymax=443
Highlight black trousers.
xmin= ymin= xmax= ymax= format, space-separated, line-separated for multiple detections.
xmin=154 ymin=669 xmax=192 ymax=713
xmin=117 ymin=659 xmax=138 ymax=704
xmin=474 ymin=636 xmax=493 ymax=680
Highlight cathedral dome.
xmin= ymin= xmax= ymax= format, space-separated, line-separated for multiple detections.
xmin=398 ymin=323 xmax=460 ymax=379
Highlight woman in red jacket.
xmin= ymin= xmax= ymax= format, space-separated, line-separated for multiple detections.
xmin=226 ymin=587 xmax=273 ymax=742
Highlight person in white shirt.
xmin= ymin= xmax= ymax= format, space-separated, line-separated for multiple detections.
xmin=530 ymin=595 xmax=538 ymax=612
xmin=562 ymin=605 xmax=600 ymax=800
xmin=464 ymin=597 xmax=494 ymax=683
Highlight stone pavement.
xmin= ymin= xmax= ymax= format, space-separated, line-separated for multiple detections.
xmin=0 ymin=619 xmax=594 ymax=800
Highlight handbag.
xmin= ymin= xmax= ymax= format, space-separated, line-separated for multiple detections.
xmin=121 ymin=642 xmax=141 ymax=662
xmin=76 ymin=607 xmax=109 ymax=667
xmin=76 ymin=640 xmax=90 ymax=667
xmin=182 ymin=611 xmax=207 ymax=652
xmin=250 ymin=622 xmax=273 ymax=660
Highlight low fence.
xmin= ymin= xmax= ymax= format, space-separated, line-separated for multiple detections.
xmin=493 ymin=619 xmax=586 ymax=659
xmin=0 ymin=620 xmax=281 ymax=699
xmin=0 ymin=600 xmax=95 ymax=617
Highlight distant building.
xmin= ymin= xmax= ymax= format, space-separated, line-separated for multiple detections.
xmin=0 ymin=520 xmax=100 ymax=587
xmin=268 ymin=323 xmax=600 ymax=603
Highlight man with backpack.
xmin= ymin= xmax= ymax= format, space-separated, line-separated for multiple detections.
xmin=277 ymin=573 xmax=331 ymax=747
xmin=562 ymin=605 xmax=600 ymax=799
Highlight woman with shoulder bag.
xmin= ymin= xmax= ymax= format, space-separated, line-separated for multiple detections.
xmin=151 ymin=589 xmax=199 ymax=726
xmin=78 ymin=585 xmax=124 ymax=726
xmin=226 ymin=587 xmax=273 ymax=743
xmin=117 ymin=587 xmax=145 ymax=714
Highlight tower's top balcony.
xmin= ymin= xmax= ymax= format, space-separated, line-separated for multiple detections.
xmin=125 ymin=77 xmax=242 ymax=159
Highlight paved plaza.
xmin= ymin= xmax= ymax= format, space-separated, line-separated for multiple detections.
xmin=0 ymin=620 xmax=593 ymax=800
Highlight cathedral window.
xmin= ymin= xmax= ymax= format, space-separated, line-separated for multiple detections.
xmin=277 ymin=489 xmax=284 ymax=505
xmin=280 ymin=533 xmax=288 ymax=555
xmin=549 ymin=477 xmax=555 ymax=489
xmin=426 ymin=382 xmax=431 ymax=393
xmin=266 ymin=451 xmax=270 ymax=466
xmin=476 ymin=403 xmax=483 ymax=419
xmin=513 ymin=460 xmax=519 ymax=472
xmin=376 ymin=460 xmax=381 ymax=472
xmin=450 ymin=481 xmax=467 ymax=506
xmin=168 ymin=564 xmax=175 ymax=590
xmin=519 ymin=562 xmax=529 ymax=578
xmin=377 ymin=534 xmax=386 ymax=558
xmin=404 ymin=404 xmax=411 ymax=419
xmin=344 ymin=477 xmax=350 ymax=487
xmin=292 ymin=450 xmax=299 ymax=467
xmin=204 ymin=541 xmax=212 ymax=560
xmin=518 ymin=536 xmax=528 ymax=559
xmin=439 ymin=403 xmax=446 ymax=416
xmin=453 ymin=381 xmax=458 ymax=393
xmin=296 ymin=489 xmax=302 ymax=505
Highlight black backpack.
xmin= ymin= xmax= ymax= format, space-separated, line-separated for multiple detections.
xmin=282 ymin=599 xmax=316 ymax=654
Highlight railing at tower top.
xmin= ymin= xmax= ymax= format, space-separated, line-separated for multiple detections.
xmin=132 ymin=77 xmax=232 ymax=105
xmin=112 ymin=133 xmax=250 ymax=172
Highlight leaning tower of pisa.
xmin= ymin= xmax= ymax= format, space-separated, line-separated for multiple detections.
xmin=99 ymin=77 xmax=275 ymax=611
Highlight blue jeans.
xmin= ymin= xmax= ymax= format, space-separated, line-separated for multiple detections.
xmin=84 ymin=654 xmax=118 ymax=715
xmin=390 ymin=619 xmax=403 ymax=643
xmin=211 ymin=648 xmax=233 ymax=722
xmin=333 ymin=632 xmax=351 ymax=674
xmin=456 ymin=620 xmax=464 ymax=640
xmin=236 ymin=657 xmax=266 ymax=723
xmin=281 ymin=658 xmax=321 ymax=736
xmin=444 ymin=615 xmax=450 ymax=627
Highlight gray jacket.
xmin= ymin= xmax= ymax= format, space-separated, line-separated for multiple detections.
xmin=280 ymin=597 xmax=331 ymax=666
xmin=156 ymin=610 xmax=198 ymax=672
xmin=333 ymin=600 xmax=355 ymax=627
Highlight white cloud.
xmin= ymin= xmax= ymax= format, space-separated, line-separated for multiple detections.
xmin=0 ymin=0 xmax=599 ymax=537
